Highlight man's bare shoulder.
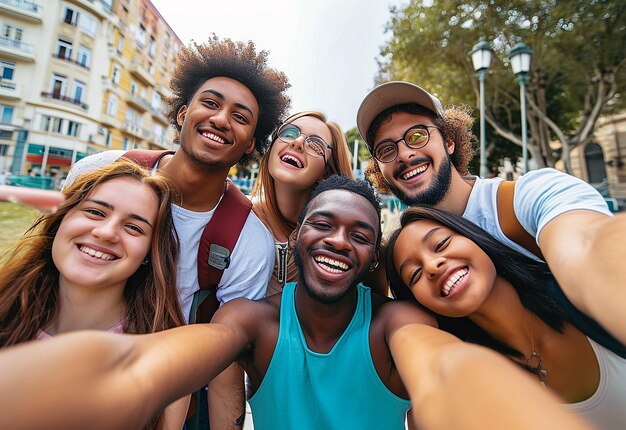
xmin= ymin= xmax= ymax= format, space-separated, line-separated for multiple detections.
xmin=212 ymin=295 xmax=281 ymax=336
xmin=371 ymin=292 xmax=436 ymax=331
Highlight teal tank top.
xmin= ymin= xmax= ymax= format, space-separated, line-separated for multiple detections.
xmin=248 ymin=282 xmax=410 ymax=430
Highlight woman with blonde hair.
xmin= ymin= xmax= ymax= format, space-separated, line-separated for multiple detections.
xmin=251 ymin=111 xmax=354 ymax=295
xmin=0 ymin=159 xmax=186 ymax=429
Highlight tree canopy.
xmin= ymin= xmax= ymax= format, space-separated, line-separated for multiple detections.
xmin=378 ymin=0 xmax=625 ymax=173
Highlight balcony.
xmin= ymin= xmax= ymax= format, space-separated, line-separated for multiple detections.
xmin=127 ymin=94 xmax=150 ymax=112
xmin=122 ymin=121 xmax=150 ymax=140
xmin=100 ymin=112 xmax=120 ymax=129
xmin=66 ymin=0 xmax=113 ymax=19
xmin=150 ymin=107 xmax=169 ymax=125
xmin=41 ymin=92 xmax=89 ymax=111
xmin=0 ymin=36 xmax=35 ymax=62
xmin=0 ymin=0 xmax=42 ymax=23
xmin=151 ymin=134 xmax=169 ymax=150
xmin=129 ymin=59 xmax=154 ymax=86
xmin=52 ymin=53 xmax=90 ymax=71
xmin=0 ymin=80 xmax=20 ymax=99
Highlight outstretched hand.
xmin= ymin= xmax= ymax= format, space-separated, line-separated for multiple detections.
xmin=0 ymin=185 xmax=65 ymax=211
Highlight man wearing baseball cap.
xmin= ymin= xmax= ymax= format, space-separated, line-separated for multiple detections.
xmin=357 ymin=80 xmax=626 ymax=349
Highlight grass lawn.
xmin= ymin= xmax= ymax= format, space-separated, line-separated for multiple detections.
xmin=0 ymin=202 xmax=41 ymax=255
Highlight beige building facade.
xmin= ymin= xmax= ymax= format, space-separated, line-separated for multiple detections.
xmin=0 ymin=0 xmax=181 ymax=182
xmin=570 ymin=111 xmax=626 ymax=210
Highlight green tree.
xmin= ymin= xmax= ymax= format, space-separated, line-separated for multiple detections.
xmin=345 ymin=126 xmax=374 ymax=173
xmin=379 ymin=0 xmax=625 ymax=173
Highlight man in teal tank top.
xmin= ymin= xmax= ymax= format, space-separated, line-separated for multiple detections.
xmin=236 ymin=175 xmax=433 ymax=429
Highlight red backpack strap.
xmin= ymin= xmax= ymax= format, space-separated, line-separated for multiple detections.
xmin=496 ymin=180 xmax=544 ymax=260
xmin=195 ymin=180 xmax=252 ymax=323
xmin=121 ymin=149 xmax=175 ymax=169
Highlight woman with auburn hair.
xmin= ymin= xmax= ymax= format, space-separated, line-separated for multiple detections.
xmin=0 ymin=160 xmax=187 ymax=430
xmin=386 ymin=205 xmax=626 ymax=430
xmin=251 ymin=111 xmax=354 ymax=295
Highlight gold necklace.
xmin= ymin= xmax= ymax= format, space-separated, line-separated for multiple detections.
xmin=526 ymin=312 xmax=549 ymax=383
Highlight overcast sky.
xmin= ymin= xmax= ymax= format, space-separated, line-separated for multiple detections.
xmin=149 ymin=0 xmax=406 ymax=132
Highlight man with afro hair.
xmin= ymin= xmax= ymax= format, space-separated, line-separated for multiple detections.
xmin=65 ymin=35 xmax=291 ymax=429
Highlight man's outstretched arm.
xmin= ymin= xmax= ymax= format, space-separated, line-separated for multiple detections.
xmin=539 ymin=211 xmax=626 ymax=345
xmin=0 ymin=321 xmax=249 ymax=430
xmin=389 ymin=323 xmax=592 ymax=430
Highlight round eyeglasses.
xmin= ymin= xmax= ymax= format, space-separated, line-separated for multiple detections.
xmin=275 ymin=123 xmax=332 ymax=158
xmin=372 ymin=125 xmax=439 ymax=163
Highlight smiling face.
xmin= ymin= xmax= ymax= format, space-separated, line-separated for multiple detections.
xmin=292 ymin=189 xmax=379 ymax=304
xmin=268 ymin=115 xmax=333 ymax=190
xmin=392 ymin=219 xmax=496 ymax=317
xmin=51 ymin=178 xmax=158 ymax=293
xmin=374 ymin=111 xmax=454 ymax=206
xmin=176 ymin=76 xmax=259 ymax=169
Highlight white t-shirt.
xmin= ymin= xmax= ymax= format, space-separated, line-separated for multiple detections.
xmin=567 ymin=339 xmax=626 ymax=430
xmin=463 ymin=168 xmax=612 ymax=261
xmin=65 ymin=150 xmax=274 ymax=321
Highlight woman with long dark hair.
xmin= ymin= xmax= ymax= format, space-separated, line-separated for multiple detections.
xmin=387 ymin=205 xmax=626 ymax=429
xmin=0 ymin=160 xmax=186 ymax=429
xmin=251 ymin=111 xmax=354 ymax=295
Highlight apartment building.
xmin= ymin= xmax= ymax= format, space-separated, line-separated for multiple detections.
xmin=0 ymin=0 xmax=182 ymax=179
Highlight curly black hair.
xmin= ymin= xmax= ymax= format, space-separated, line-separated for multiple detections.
xmin=299 ymin=174 xmax=382 ymax=250
xmin=166 ymin=35 xmax=291 ymax=166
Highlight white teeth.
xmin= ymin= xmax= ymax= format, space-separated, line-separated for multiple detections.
xmin=314 ymin=256 xmax=349 ymax=273
xmin=401 ymin=164 xmax=428 ymax=180
xmin=79 ymin=245 xmax=116 ymax=261
xmin=201 ymin=132 xmax=226 ymax=144
xmin=441 ymin=268 xmax=468 ymax=297
xmin=280 ymin=154 xmax=303 ymax=168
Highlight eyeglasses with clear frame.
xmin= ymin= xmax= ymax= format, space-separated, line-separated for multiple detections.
xmin=274 ymin=123 xmax=332 ymax=159
xmin=372 ymin=125 xmax=440 ymax=163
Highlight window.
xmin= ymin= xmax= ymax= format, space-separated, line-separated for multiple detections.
xmin=117 ymin=35 xmax=124 ymax=54
xmin=0 ymin=61 xmax=15 ymax=81
xmin=130 ymin=80 xmax=139 ymax=96
xmin=0 ymin=143 xmax=8 ymax=156
xmin=67 ymin=121 xmax=81 ymax=137
xmin=3 ymin=24 xmax=23 ymax=41
xmin=0 ymin=105 xmax=14 ymax=124
xmin=76 ymin=45 xmax=91 ymax=68
xmin=40 ymin=115 xmax=64 ymax=134
xmin=148 ymin=37 xmax=156 ymax=57
xmin=136 ymin=25 xmax=146 ymax=47
xmin=123 ymin=137 xmax=132 ymax=150
xmin=105 ymin=130 xmax=111 ymax=147
xmin=151 ymin=91 xmax=161 ymax=110
xmin=111 ymin=64 xmax=121 ymax=84
xmin=62 ymin=7 xmax=79 ymax=26
xmin=56 ymin=39 xmax=73 ymax=59
xmin=49 ymin=74 xmax=67 ymax=97
xmin=106 ymin=93 xmax=118 ymax=116
xmin=72 ymin=81 xmax=86 ymax=102
xmin=80 ymin=13 xmax=97 ymax=37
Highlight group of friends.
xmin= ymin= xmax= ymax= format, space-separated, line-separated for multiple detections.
xmin=0 ymin=36 xmax=625 ymax=430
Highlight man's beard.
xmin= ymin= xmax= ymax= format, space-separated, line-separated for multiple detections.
xmin=387 ymin=155 xmax=452 ymax=206
xmin=293 ymin=244 xmax=369 ymax=305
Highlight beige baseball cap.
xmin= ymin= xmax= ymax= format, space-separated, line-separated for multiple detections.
xmin=356 ymin=81 xmax=444 ymax=148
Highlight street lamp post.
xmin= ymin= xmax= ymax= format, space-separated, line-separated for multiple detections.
xmin=470 ymin=38 xmax=493 ymax=178
xmin=508 ymin=42 xmax=533 ymax=173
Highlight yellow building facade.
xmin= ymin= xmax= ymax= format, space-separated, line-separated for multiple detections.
xmin=0 ymin=0 xmax=181 ymax=180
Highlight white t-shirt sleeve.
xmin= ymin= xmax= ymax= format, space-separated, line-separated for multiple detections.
xmin=64 ymin=150 xmax=126 ymax=188
xmin=215 ymin=211 xmax=274 ymax=305
xmin=514 ymin=168 xmax=612 ymax=240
